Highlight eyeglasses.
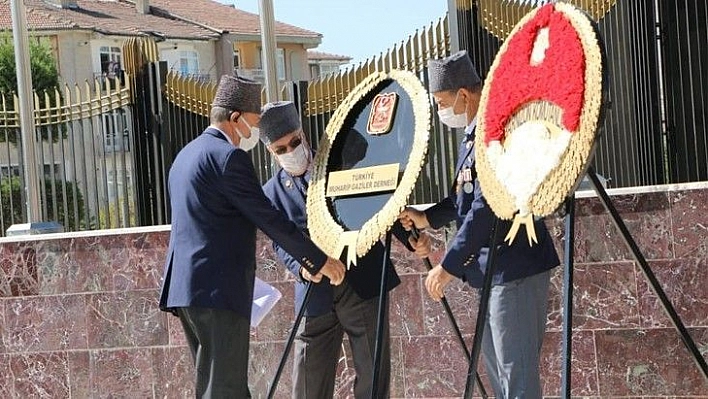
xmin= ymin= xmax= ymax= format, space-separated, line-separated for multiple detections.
xmin=271 ymin=134 xmax=303 ymax=155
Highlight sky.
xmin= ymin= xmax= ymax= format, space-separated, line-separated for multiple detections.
xmin=215 ymin=0 xmax=448 ymax=67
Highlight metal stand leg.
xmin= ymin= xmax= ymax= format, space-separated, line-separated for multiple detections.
xmin=463 ymin=218 xmax=501 ymax=399
xmin=411 ymin=227 xmax=488 ymax=398
xmin=587 ymin=166 xmax=708 ymax=381
xmin=267 ymin=281 xmax=314 ymax=399
xmin=371 ymin=230 xmax=393 ymax=399
xmin=561 ymin=196 xmax=576 ymax=398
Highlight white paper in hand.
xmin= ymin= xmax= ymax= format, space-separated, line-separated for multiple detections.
xmin=251 ymin=277 xmax=283 ymax=327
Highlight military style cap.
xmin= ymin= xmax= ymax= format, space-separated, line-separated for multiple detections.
xmin=212 ymin=75 xmax=262 ymax=114
xmin=259 ymin=101 xmax=301 ymax=144
xmin=428 ymin=50 xmax=481 ymax=93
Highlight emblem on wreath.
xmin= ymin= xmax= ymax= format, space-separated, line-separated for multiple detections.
xmin=476 ymin=2 xmax=607 ymax=245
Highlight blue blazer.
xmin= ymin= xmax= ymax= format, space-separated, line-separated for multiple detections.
xmin=263 ymin=168 xmax=409 ymax=317
xmin=425 ymin=129 xmax=560 ymax=288
xmin=159 ymin=128 xmax=328 ymax=318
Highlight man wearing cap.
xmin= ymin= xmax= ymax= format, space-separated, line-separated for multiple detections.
xmin=259 ymin=101 xmax=429 ymax=398
xmin=399 ymin=51 xmax=560 ymax=398
xmin=159 ymin=77 xmax=346 ymax=398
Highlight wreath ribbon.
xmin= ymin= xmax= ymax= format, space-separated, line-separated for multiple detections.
xmin=336 ymin=230 xmax=360 ymax=269
xmin=504 ymin=213 xmax=538 ymax=246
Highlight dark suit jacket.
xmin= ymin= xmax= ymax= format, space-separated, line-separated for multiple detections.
xmin=159 ymin=128 xmax=328 ymax=318
xmin=263 ymin=168 xmax=410 ymax=317
xmin=425 ymin=127 xmax=560 ymax=288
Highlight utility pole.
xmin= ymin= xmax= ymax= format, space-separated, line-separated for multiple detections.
xmin=7 ymin=0 xmax=63 ymax=236
xmin=10 ymin=0 xmax=41 ymax=222
xmin=258 ymin=0 xmax=279 ymax=102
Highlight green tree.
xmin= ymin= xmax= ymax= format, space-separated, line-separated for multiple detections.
xmin=0 ymin=34 xmax=65 ymax=143
xmin=0 ymin=33 xmax=60 ymax=95
xmin=0 ymin=176 xmax=87 ymax=233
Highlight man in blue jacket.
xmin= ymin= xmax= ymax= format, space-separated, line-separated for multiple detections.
xmin=399 ymin=51 xmax=560 ymax=398
xmin=260 ymin=101 xmax=428 ymax=398
xmin=159 ymin=76 xmax=345 ymax=398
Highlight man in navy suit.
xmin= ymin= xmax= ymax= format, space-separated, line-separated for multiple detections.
xmin=399 ymin=51 xmax=560 ymax=398
xmin=159 ymin=76 xmax=346 ymax=398
xmin=259 ymin=101 xmax=429 ymax=398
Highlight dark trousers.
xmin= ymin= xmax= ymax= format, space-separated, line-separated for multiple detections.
xmin=177 ymin=307 xmax=252 ymax=399
xmin=292 ymin=281 xmax=390 ymax=399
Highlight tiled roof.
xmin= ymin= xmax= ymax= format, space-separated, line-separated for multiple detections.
xmin=308 ymin=50 xmax=352 ymax=62
xmin=0 ymin=0 xmax=220 ymax=40
xmin=147 ymin=0 xmax=321 ymax=39
xmin=0 ymin=1 xmax=75 ymax=30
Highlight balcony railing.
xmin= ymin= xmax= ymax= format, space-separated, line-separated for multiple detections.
xmin=166 ymin=69 xmax=212 ymax=83
xmin=235 ymin=68 xmax=265 ymax=81
xmin=93 ymin=71 xmax=126 ymax=90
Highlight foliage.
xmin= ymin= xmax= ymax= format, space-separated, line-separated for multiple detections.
xmin=96 ymin=196 xmax=137 ymax=229
xmin=0 ymin=176 xmax=87 ymax=233
xmin=0 ymin=33 xmax=64 ymax=143
xmin=0 ymin=33 xmax=60 ymax=95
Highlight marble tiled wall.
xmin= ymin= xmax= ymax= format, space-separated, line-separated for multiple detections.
xmin=0 ymin=185 xmax=706 ymax=398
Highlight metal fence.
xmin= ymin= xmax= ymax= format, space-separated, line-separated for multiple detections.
xmin=0 ymin=78 xmax=136 ymax=235
xmin=2 ymin=0 xmax=706 ymax=234
xmin=122 ymin=36 xmax=296 ymax=226
xmin=299 ymin=0 xmax=708 ymax=193
xmin=446 ymin=0 xmax=708 ymax=188
xmin=660 ymin=0 xmax=708 ymax=183
xmin=300 ymin=16 xmax=453 ymax=205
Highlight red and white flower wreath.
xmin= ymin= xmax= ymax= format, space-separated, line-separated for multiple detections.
xmin=475 ymin=2 xmax=605 ymax=245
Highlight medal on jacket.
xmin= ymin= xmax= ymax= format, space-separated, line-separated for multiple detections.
xmin=457 ymin=167 xmax=474 ymax=194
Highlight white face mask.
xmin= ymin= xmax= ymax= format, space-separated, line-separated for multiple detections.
xmin=236 ymin=117 xmax=260 ymax=152
xmin=277 ymin=142 xmax=311 ymax=176
xmin=437 ymin=92 xmax=468 ymax=128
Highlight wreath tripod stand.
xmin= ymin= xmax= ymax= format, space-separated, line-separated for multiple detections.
xmin=462 ymin=166 xmax=708 ymax=398
xmin=267 ymin=229 xmax=489 ymax=398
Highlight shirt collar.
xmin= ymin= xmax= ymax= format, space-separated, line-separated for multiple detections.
xmin=465 ymin=117 xmax=478 ymax=135
xmin=212 ymin=126 xmax=234 ymax=146
xmin=464 ymin=117 xmax=478 ymax=140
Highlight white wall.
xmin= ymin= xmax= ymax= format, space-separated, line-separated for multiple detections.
xmin=158 ymin=40 xmax=217 ymax=80
xmin=289 ymin=49 xmax=310 ymax=81
xmin=55 ymin=31 xmax=94 ymax=85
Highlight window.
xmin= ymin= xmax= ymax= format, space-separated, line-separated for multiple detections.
xmin=310 ymin=64 xmax=320 ymax=79
xmin=276 ymin=48 xmax=285 ymax=80
xmin=0 ymin=163 xmax=61 ymax=179
xmin=233 ymin=49 xmax=241 ymax=69
xmin=102 ymin=111 xmax=130 ymax=153
xmin=319 ymin=63 xmax=341 ymax=77
xmin=259 ymin=48 xmax=286 ymax=81
xmin=179 ymin=50 xmax=199 ymax=76
xmin=100 ymin=46 xmax=122 ymax=77
xmin=106 ymin=168 xmax=132 ymax=202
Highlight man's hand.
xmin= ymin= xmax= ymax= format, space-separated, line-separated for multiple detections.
xmin=300 ymin=267 xmax=323 ymax=283
xmin=425 ymin=264 xmax=454 ymax=301
xmin=408 ymin=231 xmax=432 ymax=259
xmin=398 ymin=207 xmax=430 ymax=230
xmin=319 ymin=256 xmax=346 ymax=286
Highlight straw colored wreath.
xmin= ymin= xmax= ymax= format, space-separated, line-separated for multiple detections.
xmin=475 ymin=2 xmax=605 ymax=245
xmin=306 ymin=70 xmax=430 ymax=264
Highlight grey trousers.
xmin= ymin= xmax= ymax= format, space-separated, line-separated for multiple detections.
xmin=292 ymin=281 xmax=390 ymax=399
xmin=177 ymin=307 xmax=252 ymax=399
xmin=482 ymin=270 xmax=551 ymax=399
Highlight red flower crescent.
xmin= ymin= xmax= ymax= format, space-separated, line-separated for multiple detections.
xmin=483 ymin=4 xmax=585 ymax=145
